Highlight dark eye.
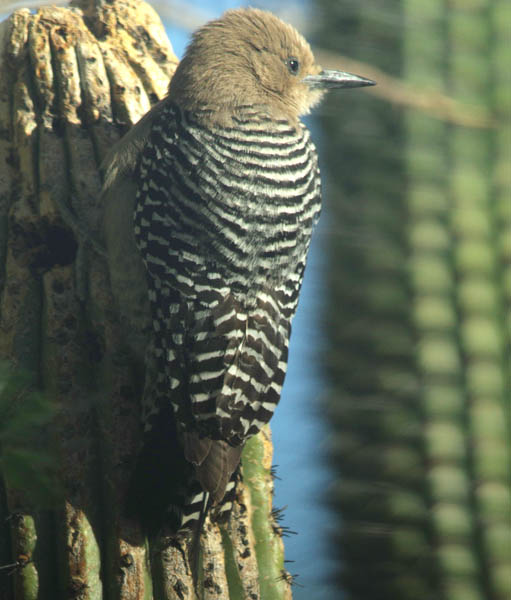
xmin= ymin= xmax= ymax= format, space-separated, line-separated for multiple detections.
xmin=286 ymin=57 xmax=300 ymax=75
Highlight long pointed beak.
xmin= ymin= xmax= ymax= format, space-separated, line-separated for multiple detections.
xmin=303 ymin=69 xmax=376 ymax=90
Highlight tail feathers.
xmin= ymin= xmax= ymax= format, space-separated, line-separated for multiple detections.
xmin=128 ymin=448 xmax=241 ymax=542
xmin=189 ymin=491 xmax=209 ymax=585
xmin=178 ymin=482 xmax=210 ymax=529
xmin=187 ymin=469 xmax=241 ymax=588
xmin=176 ymin=467 xmax=240 ymax=531
xmin=127 ymin=413 xmax=243 ymax=535
xmin=195 ymin=442 xmax=242 ymax=504
xmin=211 ymin=471 xmax=239 ymax=524
xmin=182 ymin=433 xmax=243 ymax=504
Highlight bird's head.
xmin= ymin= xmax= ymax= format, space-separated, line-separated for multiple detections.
xmin=169 ymin=8 xmax=374 ymax=125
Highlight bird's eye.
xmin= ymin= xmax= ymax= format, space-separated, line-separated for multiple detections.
xmin=286 ymin=57 xmax=300 ymax=75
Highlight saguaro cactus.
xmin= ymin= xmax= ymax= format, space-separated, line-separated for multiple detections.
xmin=317 ymin=0 xmax=510 ymax=599
xmin=0 ymin=1 xmax=291 ymax=599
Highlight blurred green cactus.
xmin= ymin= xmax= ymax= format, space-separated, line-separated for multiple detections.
xmin=317 ymin=0 xmax=510 ymax=599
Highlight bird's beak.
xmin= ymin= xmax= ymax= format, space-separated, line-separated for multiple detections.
xmin=303 ymin=69 xmax=376 ymax=90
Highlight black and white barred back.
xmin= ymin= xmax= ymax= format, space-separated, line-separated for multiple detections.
xmin=133 ymin=102 xmax=321 ymax=529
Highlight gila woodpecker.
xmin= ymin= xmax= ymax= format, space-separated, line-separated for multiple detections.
xmin=102 ymin=7 xmax=374 ymax=532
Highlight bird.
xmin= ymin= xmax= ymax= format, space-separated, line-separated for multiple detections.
xmin=102 ymin=7 xmax=374 ymax=536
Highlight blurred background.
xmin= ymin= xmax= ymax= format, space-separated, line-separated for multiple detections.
xmin=1 ymin=1 xmax=509 ymax=599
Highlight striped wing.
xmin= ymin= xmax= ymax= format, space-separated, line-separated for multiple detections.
xmin=186 ymin=288 xmax=290 ymax=444
xmin=134 ymin=101 xmax=320 ymax=506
